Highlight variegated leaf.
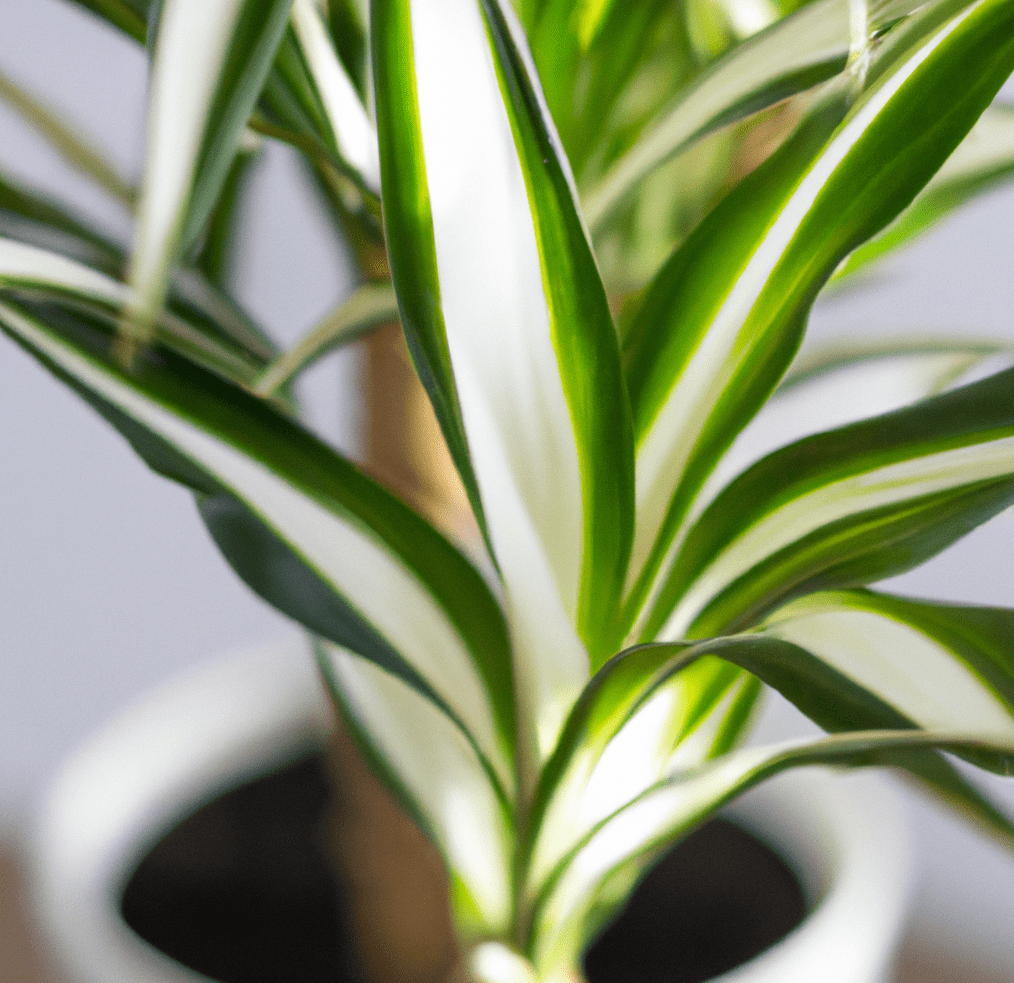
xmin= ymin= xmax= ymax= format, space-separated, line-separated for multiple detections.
xmin=622 ymin=0 xmax=1014 ymax=635
xmin=319 ymin=641 xmax=513 ymax=933
xmin=582 ymin=0 xmax=859 ymax=228
xmin=763 ymin=589 xmax=1014 ymax=770
xmin=0 ymin=297 xmax=515 ymax=798
xmin=373 ymin=0 xmax=634 ymax=758
xmin=129 ymin=0 xmax=295 ymax=335
xmin=688 ymin=338 xmax=1010 ymax=528
xmin=837 ymin=103 xmax=1014 ymax=279
xmin=531 ymin=727 xmax=1014 ymax=973
xmin=290 ymin=0 xmax=379 ymax=190
xmin=652 ymin=365 xmax=1014 ymax=639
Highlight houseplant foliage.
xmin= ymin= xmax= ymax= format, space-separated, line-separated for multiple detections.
xmin=6 ymin=0 xmax=1014 ymax=977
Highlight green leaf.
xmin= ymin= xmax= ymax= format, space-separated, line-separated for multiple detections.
xmin=252 ymin=281 xmax=398 ymax=395
xmin=326 ymin=0 xmax=369 ymax=98
xmin=654 ymin=365 xmax=1014 ymax=639
xmin=837 ymin=103 xmax=1014 ymax=279
xmin=373 ymin=0 xmax=635 ymax=756
xmin=319 ymin=640 xmax=514 ymax=934
xmin=0 ymin=69 xmax=136 ymax=207
xmin=531 ymin=726 xmax=1014 ymax=972
xmin=622 ymin=0 xmax=1014 ymax=633
xmin=65 ymin=0 xmax=150 ymax=42
xmin=0 ymin=172 xmax=124 ymax=275
xmin=0 ymin=296 xmax=516 ymax=799
xmin=0 ymin=177 xmax=274 ymax=366
xmin=193 ymin=142 xmax=259 ymax=288
xmin=582 ymin=0 xmax=854 ymax=228
xmin=764 ymin=589 xmax=1014 ymax=771
xmin=128 ymin=0 xmax=295 ymax=337
xmin=527 ymin=0 xmax=673 ymax=177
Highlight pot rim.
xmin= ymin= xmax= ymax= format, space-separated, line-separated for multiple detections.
xmin=29 ymin=634 xmax=910 ymax=983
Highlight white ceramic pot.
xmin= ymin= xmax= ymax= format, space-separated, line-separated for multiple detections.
xmin=30 ymin=636 xmax=911 ymax=983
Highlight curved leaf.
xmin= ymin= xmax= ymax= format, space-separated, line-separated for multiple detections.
xmin=252 ymin=281 xmax=398 ymax=395
xmin=654 ymin=365 xmax=1014 ymax=639
xmin=837 ymin=102 xmax=1014 ymax=279
xmin=764 ymin=589 xmax=1014 ymax=770
xmin=531 ymin=727 xmax=1014 ymax=972
xmin=319 ymin=642 xmax=513 ymax=934
xmin=0 ymin=236 xmax=266 ymax=381
xmin=583 ymin=0 xmax=854 ymax=227
xmin=623 ymin=0 xmax=1014 ymax=632
xmin=0 ymin=296 xmax=516 ymax=795
xmin=689 ymin=337 xmax=1008 ymax=526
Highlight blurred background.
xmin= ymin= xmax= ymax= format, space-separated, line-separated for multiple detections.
xmin=1 ymin=1 xmax=1014 ymax=981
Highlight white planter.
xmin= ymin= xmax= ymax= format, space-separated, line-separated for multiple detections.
xmin=30 ymin=637 xmax=911 ymax=983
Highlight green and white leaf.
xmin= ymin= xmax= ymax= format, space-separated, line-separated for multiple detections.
xmin=838 ymin=102 xmax=1014 ymax=278
xmin=0 ymin=237 xmax=266 ymax=381
xmin=530 ymin=726 xmax=1014 ymax=973
xmin=290 ymin=0 xmax=379 ymax=190
xmin=654 ymin=365 xmax=1014 ymax=640
xmin=129 ymin=0 xmax=295 ymax=335
xmin=374 ymin=0 xmax=634 ymax=757
xmin=0 ymin=297 xmax=515 ymax=798
xmin=582 ymin=0 xmax=861 ymax=227
xmin=320 ymin=641 xmax=513 ymax=933
xmin=763 ymin=589 xmax=1014 ymax=765
xmin=525 ymin=643 xmax=754 ymax=890
xmin=622 ymin=0 xmax=1014 ymax=636
xmin=691 ymin=338 xmax=1011 ymax=524
xmin=0 ymin=171 xmax=124 ymax=275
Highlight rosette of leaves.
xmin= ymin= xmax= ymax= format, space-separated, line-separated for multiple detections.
xmin=5 ymin=0 xmax=1014 ymax=978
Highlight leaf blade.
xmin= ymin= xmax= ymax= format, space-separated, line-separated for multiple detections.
xmin=0 ymin=296 xmax=516 ymax=793
xmin=129 ymin=0 xmax=295 ymax=332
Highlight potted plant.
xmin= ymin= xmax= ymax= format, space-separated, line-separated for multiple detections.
xmin=5 ymin=0 xmax=1014 ymax=980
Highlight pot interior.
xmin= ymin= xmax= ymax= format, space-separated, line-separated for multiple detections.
xmin=121 ymin=750 xmax=804 ymax=983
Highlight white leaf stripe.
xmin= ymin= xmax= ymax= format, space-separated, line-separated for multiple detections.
xmin=527 ymin=664 xmax=746 ymax=892
xmin=402 ymin=0 xmax=591 ymax=756
xmin=0 ymin=237 xmax=128 ymax=305
xmin=290 ymin=0 xmax=380 ymax=190
xmin=665 ymin=433 xmax=1014 ymax=637
xmin=685 ymin=345 xmax=997 ymax=548
xmin=0 ymin=238 xmax=268 ymax=382
xmin=411 ymin=0 xmax=582 ymax=613
xmin=630 ymin=0 xmax=985 ymax=605
xmin=628 ymin=0 xmax=1001 ymax=628
xmin=481 ymin=0 xmax=635 ymax=662
xmin=322 ymin=643 xmax=513 ymax=931
xmin=130 ymin=0 xmax=247 ymax=322
xmin=0 ymin=299 xmax=512 ymax=793
xmin=764 ymin=592 xmax=1014 ymax=742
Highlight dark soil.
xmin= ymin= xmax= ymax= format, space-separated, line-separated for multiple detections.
xmin=121 ymin=752 xmax=804 ymax=983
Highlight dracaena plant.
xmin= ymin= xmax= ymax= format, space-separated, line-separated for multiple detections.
xmin=6 ymin=0 xmax=1014 ymax=977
